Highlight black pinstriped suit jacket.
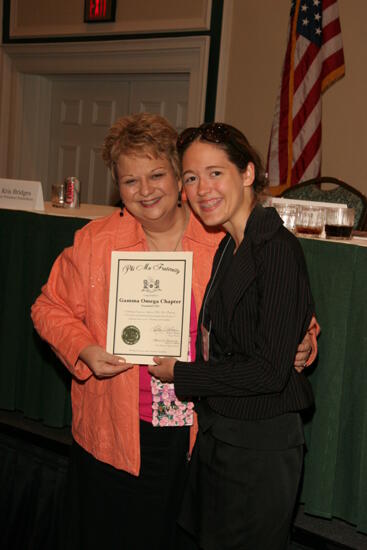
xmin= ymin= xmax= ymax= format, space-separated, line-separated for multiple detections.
xmin=175 ymin=204 xmax=315 ymax=421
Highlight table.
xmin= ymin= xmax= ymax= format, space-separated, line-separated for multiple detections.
xmin=1 ymin=206 xmax=367 ymax=533
xmin=0 ymin=204 xmax=117 ymax=426
xmin=298 ymin=235 xmax=367 ymax=533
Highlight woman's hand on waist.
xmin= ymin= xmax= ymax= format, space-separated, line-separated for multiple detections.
xmin=294 ymin=333 xmax=312 ymax=373
xmin=79 ymin=345 xmax=133 ymax=378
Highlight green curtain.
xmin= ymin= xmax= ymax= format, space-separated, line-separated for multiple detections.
xmin=299 ymin=238 xmax=367 ymax=533
xmin=0 ymin=428 xmax=68 ymax=550
xmin=0 ymin=210 xmax=88 ymax=426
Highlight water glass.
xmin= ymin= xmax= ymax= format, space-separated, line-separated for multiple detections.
xmin=51 ymin=183 xmax=65 ymax=207
xmin=274 ymin=204 xmax=298 ymax=232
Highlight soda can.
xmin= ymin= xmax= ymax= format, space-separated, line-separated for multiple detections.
xmin=64 ymin=177 xmax=80 ymax=208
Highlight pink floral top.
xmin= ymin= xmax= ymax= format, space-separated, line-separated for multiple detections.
xmin=139 ymin=293 xmax=197 ymax=427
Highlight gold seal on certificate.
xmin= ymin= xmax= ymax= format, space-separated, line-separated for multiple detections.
xmin=106 ymin=251 xmax=193 ymax=364
xmin=122 ymin=325 xmax=140 ymax=345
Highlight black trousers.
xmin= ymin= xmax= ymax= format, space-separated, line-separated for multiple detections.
xmin=62 ymin=422 xmax=198 ymax=550
xmin=179 ymin=424 xmax=304 ymax=550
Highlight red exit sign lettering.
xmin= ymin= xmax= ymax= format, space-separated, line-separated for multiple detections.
xmin=84 ymin=0 xmax=116 ymax=23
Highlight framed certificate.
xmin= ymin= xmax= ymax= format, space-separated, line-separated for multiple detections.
xmin=106 ymin=251 xmax=193 ymax=364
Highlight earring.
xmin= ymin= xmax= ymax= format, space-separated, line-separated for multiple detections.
xmin=119 ymin=200 xmax=125 ymax=217
xmin=177 ymin=190 xmax=182 ymax=208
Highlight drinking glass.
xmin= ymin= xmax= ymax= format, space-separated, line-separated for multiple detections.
xmin=325 ymin=207 xmax=354 ymax=239
xmin=274 ymin=204 xmax=298 ymax=232
xmin=295 ymin=206 xmax=325 ymax=237
xmin=51 ymin=183 xmax=65 ymax=207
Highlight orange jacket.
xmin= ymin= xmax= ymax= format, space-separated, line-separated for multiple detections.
xmin=31 ymin=209 xmax=223 ymax=475
xmin=31 ymin=208 xmax=319 ymax=475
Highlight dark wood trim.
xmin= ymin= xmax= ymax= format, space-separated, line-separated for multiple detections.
xmin=204 ymin=0 xmax=224 ymax=122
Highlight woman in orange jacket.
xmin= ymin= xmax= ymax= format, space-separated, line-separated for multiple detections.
xmin=31 ymin=113 xmax=318 ymax=550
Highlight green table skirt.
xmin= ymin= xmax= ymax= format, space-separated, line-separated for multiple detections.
xmin=1 ymin=209 xmax=366 ymax=533
xmin=0 ymin=210 xmax=88 ymax=426
xmin=299 ymin=237 xmax=367 ymax=533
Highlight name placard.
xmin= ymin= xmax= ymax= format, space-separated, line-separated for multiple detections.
xmin=0 ymin=178 xmax=45 ymax=212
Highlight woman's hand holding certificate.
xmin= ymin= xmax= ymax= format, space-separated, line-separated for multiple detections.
xmin=79 ymin=345 xmax=133 ymax=378
xmin=148 ymin=356 xmax=176 ymax=383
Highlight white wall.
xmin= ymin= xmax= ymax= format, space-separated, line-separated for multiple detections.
xmin=221 ymin=0 xmax=367 ymax=196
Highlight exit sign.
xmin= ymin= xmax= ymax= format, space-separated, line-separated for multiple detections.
xmin=84 ymin=0 xmax=116 ymax=23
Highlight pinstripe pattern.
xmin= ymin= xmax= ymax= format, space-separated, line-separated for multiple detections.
xmin=175 ymin=205 xmax=315 ymax=420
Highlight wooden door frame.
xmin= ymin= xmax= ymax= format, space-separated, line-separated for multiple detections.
xmin=0 ymin=37 xmax=210 ymax=180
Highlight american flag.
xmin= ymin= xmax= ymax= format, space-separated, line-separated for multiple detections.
xmin=267 ymin=0 xmax=345 ymax=189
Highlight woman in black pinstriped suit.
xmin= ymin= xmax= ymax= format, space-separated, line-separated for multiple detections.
xmin=149 ymin=122 xmax=318 ymax=550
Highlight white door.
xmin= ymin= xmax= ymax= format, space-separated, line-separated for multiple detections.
xmin=47 ymin=74 xmax=189 ymax=205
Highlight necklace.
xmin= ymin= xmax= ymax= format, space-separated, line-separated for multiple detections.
xmin=200 ymin=235 xmax=232 ymax=361
xmin=144 ymin=207 xmax=189 ymax=252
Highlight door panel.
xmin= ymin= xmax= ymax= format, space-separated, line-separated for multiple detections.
xmin=47 ymin=74 xmax=189 ymax=205
xmin=129 ymin=77 xmax=188 ymax=133
xmin=48 ymin=78 xmax=128 ymax=205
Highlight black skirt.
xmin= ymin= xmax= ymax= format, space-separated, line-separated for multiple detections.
xmin=179 ymin=402 xmax=304 ymax=550
xmin=63 ymin=421 xmax=197 ymax=550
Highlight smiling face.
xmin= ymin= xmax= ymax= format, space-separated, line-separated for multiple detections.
xmin=116 ymin=153 xmax=181 ymax=228
xmin=182 ymin=141 xmax=255 ymax=239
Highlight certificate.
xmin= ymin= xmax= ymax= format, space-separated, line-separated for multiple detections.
xmin=106 ymin=251 xmax=193 ymax=364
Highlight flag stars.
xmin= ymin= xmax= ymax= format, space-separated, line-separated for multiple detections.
xmin=313 ymin=0 xmax=320 ymax=6
xmin=301 ymin=4 xmax=308 ymax=12
xmin=315 ymin=27 xmax=321 ymax=35
xmin=314 ymin=13 xmax=321 ymax=22
xmin=302 ymin=17 xmax=309 ymax=26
